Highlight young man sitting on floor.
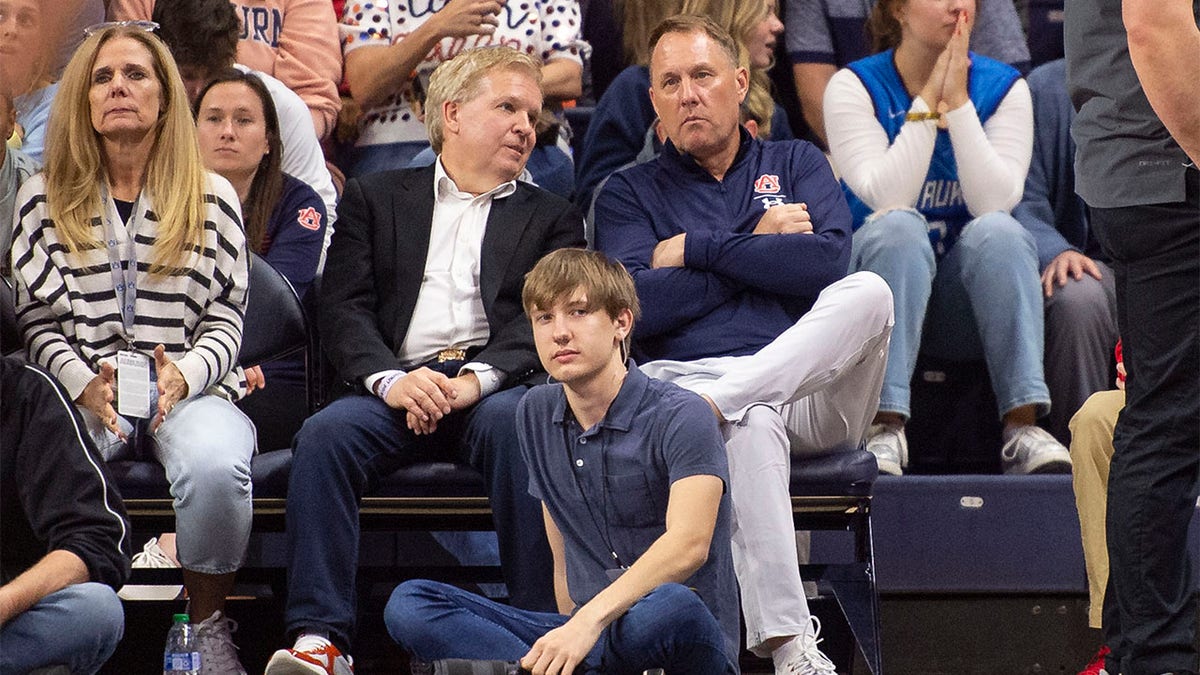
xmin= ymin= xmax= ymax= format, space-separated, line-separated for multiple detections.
xmin=387 ymin=248 xmax=742 ymax=674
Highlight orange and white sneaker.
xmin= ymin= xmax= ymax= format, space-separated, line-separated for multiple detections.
xmin=264 ymin=635 xmax=354 ymax=675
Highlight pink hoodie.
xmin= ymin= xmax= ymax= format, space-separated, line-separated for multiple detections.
xmin=109 ymin=0 xmax=342 ymax=140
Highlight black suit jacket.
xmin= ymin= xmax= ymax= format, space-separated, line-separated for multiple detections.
xmin=321 ymin=165 xmax=586 ymax=389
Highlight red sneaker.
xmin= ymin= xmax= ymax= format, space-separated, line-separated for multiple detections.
xmin=1078 ymin=645 xmax=1111 ymax=675
xmin=265 ymin=637 xmax=354 ymax=675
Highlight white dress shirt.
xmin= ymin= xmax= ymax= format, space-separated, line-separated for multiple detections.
xmin=365 ymin=159 xmax=514 ymax=400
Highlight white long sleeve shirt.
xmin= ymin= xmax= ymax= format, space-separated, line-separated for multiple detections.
xmin=824 ymin=67 xmax=1033 ymax=217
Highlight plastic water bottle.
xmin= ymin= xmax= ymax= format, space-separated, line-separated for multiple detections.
xmin=163 ymin=613 xmax=200 ymax=675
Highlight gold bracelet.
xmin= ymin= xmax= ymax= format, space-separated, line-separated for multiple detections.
xmin=905 ymin=111 xmax=941 ymax=122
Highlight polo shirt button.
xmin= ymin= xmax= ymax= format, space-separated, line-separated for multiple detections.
xmin=575 ymin=459 xmax=584 ymax=467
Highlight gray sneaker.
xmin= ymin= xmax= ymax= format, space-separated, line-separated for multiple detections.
xmin=865 ymin=424 xmax=907 ymax=476
xmin=1001 ymin=426 xmax=1071 ymax=475
xmin=195 ymin=611 xmax=247 ymax=675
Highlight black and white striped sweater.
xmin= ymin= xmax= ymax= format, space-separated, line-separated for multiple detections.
xmin=11 ymin=173 xmax=250 ymax=402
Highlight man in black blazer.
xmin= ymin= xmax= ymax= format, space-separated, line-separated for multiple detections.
xmin=267 ymin=47 xmax=586 ymax=674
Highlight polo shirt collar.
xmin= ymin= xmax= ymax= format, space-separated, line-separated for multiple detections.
xmin=551 ymin=360 xmax=648 ymax=433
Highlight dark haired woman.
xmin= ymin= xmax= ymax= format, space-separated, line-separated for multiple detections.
xmin=195 ymin=69 xmax=327 ymax=450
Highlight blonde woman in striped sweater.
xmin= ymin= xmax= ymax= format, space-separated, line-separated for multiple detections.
xmin=10 ymin=24 xmax=253 ymax=674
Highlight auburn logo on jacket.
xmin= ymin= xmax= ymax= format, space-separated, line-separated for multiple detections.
xmin=297 ymin=207 xmax=323 ymax=231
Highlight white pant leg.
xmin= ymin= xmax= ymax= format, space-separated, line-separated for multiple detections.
xmin=640 ymin=273 xmax=892 ymax=652
xmin=641 ymin=364 xmax=811 ymax=654
xmin=724 ymin=406 xmax=811 ymax=655
xmin=691 ymin=272 xmax=894 ymax=442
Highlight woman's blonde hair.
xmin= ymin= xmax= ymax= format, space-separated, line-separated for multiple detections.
xmin=44 ymin=25 xmax=208 ymax=273
xmin=617 ymin=0 xmax=686 ymax=66
xmin=677 ymin=0 xmax=777 ymax=137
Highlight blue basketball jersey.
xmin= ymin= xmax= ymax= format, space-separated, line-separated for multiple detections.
xmin=842 ymin=50 xmax=1020 ymax=254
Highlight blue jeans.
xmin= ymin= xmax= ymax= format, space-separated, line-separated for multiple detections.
xmin=0 ymin=583 xmax=124 ymax=674
xmin=851 ymin=209 xmax=1049 ymax=419
xmin=85 ymin=393 xmax=255 ymax=574
xmin=283 ymin=388 xmax=555 ymax=652
xmin=386 ymin=580 xmax=738 ymax=674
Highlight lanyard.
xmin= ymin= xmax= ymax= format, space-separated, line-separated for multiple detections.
xmin=562 ymin=419 xmax=627 ymax=570
xmin=99 ymin=185 xmax=142 ymax=333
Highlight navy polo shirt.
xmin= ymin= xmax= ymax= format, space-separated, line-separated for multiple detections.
xmin=515 ymin=363 xmax=740 ymax=662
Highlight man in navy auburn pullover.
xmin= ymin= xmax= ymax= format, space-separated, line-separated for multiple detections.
xmin=594 ymin=15 xmax=894 ymax=674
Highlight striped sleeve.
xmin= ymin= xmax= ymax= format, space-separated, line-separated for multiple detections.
xmin=173 ymin=176 xmax=249 ymax=398
xmin=11 ymin=178 xmax=100 ymax=400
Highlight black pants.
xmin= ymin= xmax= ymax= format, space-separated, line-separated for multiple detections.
xmin=1093 ymin=168 xmax=1200 ymax=675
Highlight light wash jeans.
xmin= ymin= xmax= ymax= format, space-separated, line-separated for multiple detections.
xmin=851 ymin=208 xmax=1050 ymax=420
xmin=640 ymin=271 xmax=894 ymax=654
xmin=84 ymin=393 xmax=254 ymax=574
xmin=0 ymin=583 xmax=124 ymax=674
xmin=386 ymin=580 xmax=737 ymax=674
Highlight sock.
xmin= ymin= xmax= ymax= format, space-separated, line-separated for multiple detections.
xmin=1002 ymin=423 xmax=1029 ymax=444
xmin=293 ymin=632 xmax=332 ymax=652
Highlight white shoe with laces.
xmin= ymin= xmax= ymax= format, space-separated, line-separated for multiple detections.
xmin=195 ymin=611 xmax=247 ymax=675
xmin=1001 ymin=425 xmax=1071 ymax=475
xmin=865 ymin=423 xmax=907 ymax=476
xmin=265 ymin=635 xmax=354 ymax=675
xmin=116 ymin=537 xmax=183 ymax=601
xmin=774 ymin=616 xmax=839 ymax=675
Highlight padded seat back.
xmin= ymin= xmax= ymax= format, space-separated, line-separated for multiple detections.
xmin=239 ymin=252 xmax=307 ymax=367
xmin=1 ymin=276 xmax=20 ymax=356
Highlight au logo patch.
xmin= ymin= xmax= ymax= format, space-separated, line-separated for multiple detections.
xmin=753 ymin=174 xmax=781 ymax=194
xmin=297 ymin=207 xmax=322 ymax=231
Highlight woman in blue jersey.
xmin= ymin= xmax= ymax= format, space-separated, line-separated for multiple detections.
xmin=824 ymin=0 xmax=1066 ymax=476
xmin=194 ymin=69 xmax=327 ymax=451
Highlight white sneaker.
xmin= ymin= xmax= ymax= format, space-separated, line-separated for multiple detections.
xmin=265 ymin=635 xmax=354 ymax=675
xmin=195 ymin=611 xmax=247 ymax=675
xmin=1001 ymin=425 xmax=1071 ymax=475
xmin=865 ymin=423 xmax=907 ymax=476
xmin=774 ymin=617 xmax=839 ymax=675
xmin=117 ymin=537 xmax=184 ymax=601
